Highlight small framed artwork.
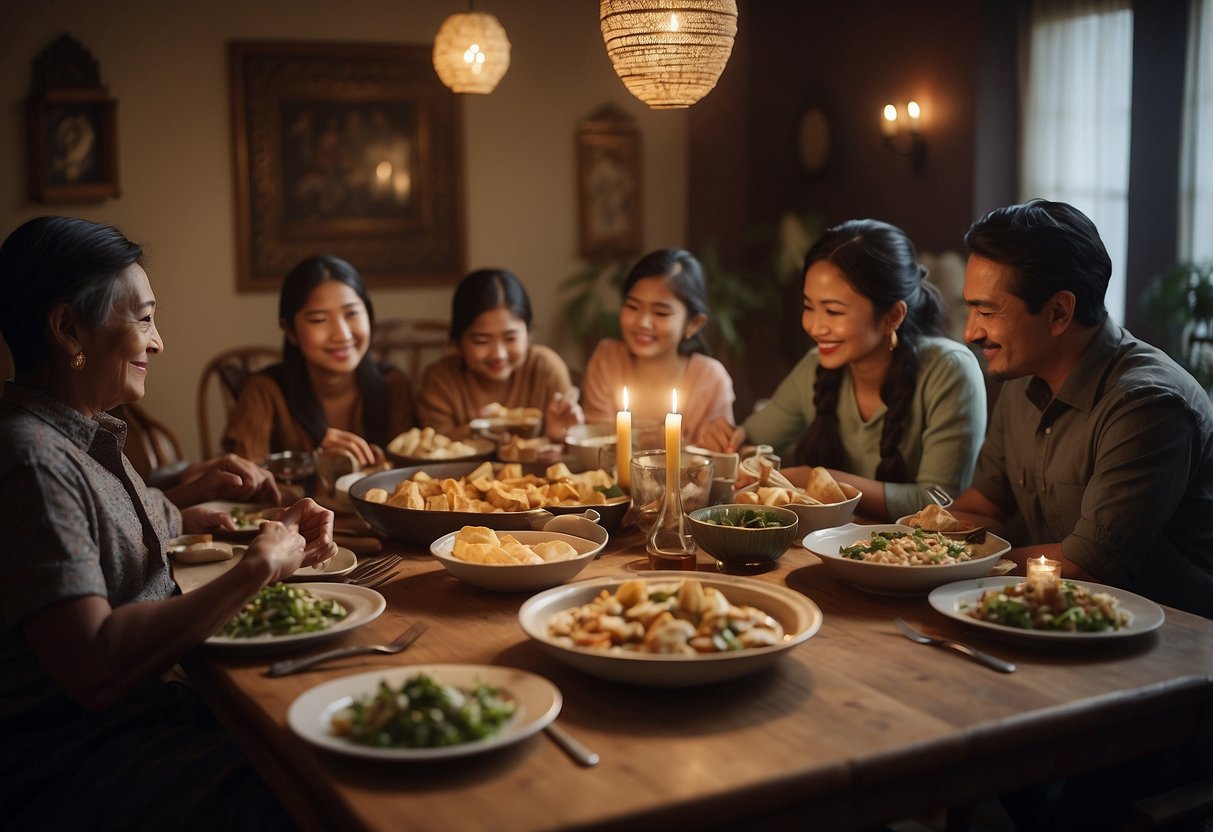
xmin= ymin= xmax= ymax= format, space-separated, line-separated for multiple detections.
xmin=27 ymin=89 xmax=120 ymax=203
xmin=576 ymin=105 xmax=643 ymax=260
xmin=229 ymin=41 xmax=466 ymax=292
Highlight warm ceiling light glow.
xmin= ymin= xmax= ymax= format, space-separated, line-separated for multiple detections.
xmin=600 ymin=0 xmax=739 ymax=109
xmin=906 ymin=100 xmax=921 ymax=119
xmin=432 ymin=11 xmax=511 ymax=94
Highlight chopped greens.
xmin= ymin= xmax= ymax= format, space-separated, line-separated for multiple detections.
xmin=594 ymin=484 xmax=627 ymax=499
xmin=219 ymin=582 xmax=347 ymax=638
xmin=707 ymin=509 xmax=788 ymax=528
xmin=330 ymin=673 xmax=515 ymax=748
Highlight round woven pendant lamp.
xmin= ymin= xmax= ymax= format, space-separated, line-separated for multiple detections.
xmin=432 ymin=11 xmax=511 ymax=94
xmin=599 ymin=0 xmax=738 ymax=109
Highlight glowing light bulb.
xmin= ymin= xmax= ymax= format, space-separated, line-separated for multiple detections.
xmin=670 ymin=12 xmax=680 ymax=31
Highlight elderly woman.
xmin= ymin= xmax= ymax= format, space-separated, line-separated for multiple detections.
xmin=0 ymin=216 xmax=336 ymax=829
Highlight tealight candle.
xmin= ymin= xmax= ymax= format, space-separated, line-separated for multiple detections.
xmin=616 ymin=387 xmax=632 ymax=492
xmin=1027 ymin=556 xmax=1061 ymax=588
xmin=665 ymin=389 xmax=681 ymax=501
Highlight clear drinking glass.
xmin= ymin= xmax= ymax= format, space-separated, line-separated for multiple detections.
xmin=627 ymin=450 xmax=713 ymax=569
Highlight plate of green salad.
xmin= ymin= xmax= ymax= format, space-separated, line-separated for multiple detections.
xmin=928 ymin=577 xmax=1165 ymax=642
xmin=287 ymin=664 xmax=562 ymax=760
xmin=206 ymin=582 xmax=386 ymax=652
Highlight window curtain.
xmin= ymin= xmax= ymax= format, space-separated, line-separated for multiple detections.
xmin=1020 ymin=0 xmax=1133 ymax=322
xmin=1180 ymin=0 xmax=1213 ymax=263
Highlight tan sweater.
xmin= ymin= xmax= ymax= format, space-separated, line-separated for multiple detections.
xmin=415 ymin=344 xmax=573 ymax=437
xmin=222 ymin=367 xmax=415 ymax=462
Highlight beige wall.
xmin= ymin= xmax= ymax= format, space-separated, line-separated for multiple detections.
xmin=0 ymin=0 xmax=688 ymax=459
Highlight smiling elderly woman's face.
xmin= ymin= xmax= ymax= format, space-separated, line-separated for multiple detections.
xmin=73 ymin=263 xmax=163 ymax=413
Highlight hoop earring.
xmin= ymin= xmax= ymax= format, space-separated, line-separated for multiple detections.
xmin=888 ymin=330 xmax=898 ymax=352
xmin=70 ymin=351 xmax=87 ymax=371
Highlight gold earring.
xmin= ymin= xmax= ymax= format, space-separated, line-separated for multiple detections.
xmin=889 ymin=330 xmax=898 ymax=352
xmin=70 ymin=351 xmax=87 ymax=371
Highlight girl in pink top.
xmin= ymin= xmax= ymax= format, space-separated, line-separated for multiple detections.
xmin=581 ymin=249 xmax=735 ymax=446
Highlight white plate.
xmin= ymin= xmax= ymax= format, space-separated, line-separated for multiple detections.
xmin=205 ymin=582 xmax=385 ymax=652
xmin=287 ymin=547 xmax=358 ymax=581
xmin=430 ymin=529 xmax=603 ymax=592
xmin=804 ymin=523 xmax=1010 ymax=596
xmin=287 ymin=664 xmax=562 ymax=760
xmin=928 ymin=577 xmax=1166 ymax=642
xmin=518 ymin=572 xmax=823 ymax=687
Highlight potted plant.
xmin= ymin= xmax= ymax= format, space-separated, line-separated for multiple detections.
xmin=1141 ymin=260 xmax=1213 ymax=391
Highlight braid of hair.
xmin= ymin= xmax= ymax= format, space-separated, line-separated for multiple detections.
xmin=874 ymin=338 xmax=917 ymax=482
xmin=794 ymin=364 xmax=845 ymax=468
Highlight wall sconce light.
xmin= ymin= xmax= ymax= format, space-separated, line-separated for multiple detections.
xmin=881 ymin=100 xmax=925 ymax=169
xmin=432 ymin=4 xmax=511 ymax=94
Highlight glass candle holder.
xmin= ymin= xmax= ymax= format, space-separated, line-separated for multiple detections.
xmin=627 ymin=450 xmax=714 ymax=536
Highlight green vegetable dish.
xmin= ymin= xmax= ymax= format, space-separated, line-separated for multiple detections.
xmin=708 ymin=509 xmax=788 ymax=528
xmin=966 ymin=579 xmax=1128 ymax=632
xmin=219 ymin=582 xmax=348 ymax=638
xmin=840 ymin=529 xmax=971 ymax=565
xmin=330 ymin=673 xmax=516 ymax=748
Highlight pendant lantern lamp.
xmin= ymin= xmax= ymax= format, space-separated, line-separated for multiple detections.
xmin=432 ymin=7 xmax=511 ymax=94
xmin=599 ymin=0 xmax=738 ymax=109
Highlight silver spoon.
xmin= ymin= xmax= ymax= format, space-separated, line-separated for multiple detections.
xmin=545 ymin=722 xmax=599 ymax=767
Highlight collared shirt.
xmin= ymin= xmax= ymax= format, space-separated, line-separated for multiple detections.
xmin=0 ymin=381 xmax=180 ymax=717
xmin=972 ymin=320 xmax=1213 ymax=617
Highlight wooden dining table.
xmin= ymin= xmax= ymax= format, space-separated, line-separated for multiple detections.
xmin=192 ymin=521 xmax=1213 ymax=832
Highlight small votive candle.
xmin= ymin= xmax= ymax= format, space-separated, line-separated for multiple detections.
xmin=1026 ymin=556 xmax=1061 ymax=588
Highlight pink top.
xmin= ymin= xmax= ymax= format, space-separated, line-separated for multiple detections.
xmin=581 ymin=338 xmax=736 ymax=446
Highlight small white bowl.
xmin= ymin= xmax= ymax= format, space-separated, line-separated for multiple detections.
xmin=804 ymin=522 xmax=1010 ymax=596
xmin=429 ymin=529 xmax=604 ymax=592
xmin=563 ymin=422 xmax=616 ymax=470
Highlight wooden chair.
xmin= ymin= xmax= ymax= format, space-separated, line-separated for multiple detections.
xmin=370 ymin=318 xmax=451 ymax=384
xmin=111 ymin=402 xmax=189 ymax=488
xmin=196 ymin=345 xmax=280 ymax=459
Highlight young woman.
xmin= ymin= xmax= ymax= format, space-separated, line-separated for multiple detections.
xmin=699 ymin=220 xmax=987 ymax=521
xmin=223 ymin=255 xmax=415 ymax=467
xmin=415 ymin=268 xmax=582 ymax=440
xmin=581 ymin=248 xmax=735 ymax=445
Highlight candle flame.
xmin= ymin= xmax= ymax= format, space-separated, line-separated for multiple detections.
xmin=670 ymin=12 xmax=679 ymax=31
xmin=671 ymin=389 xmax=679 ymax=414
xmin=622 ymin=386 xmax=629 ymax=412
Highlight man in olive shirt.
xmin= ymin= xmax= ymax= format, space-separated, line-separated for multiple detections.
xmin=950 ymin=199 xmax=1213 ymax=618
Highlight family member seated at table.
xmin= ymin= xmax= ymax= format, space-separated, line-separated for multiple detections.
xmin=0 ymin=216 xmax=336 ymax=829
xmin=699 ymin=220 xmax=987 ymax=521
xmin=946 ymin=199 xmax=1213 ymax=618
xmin=416 ymin=268 xmax=582 ymax=441
xmin=224 ymin=255 xmax=415 ymax=468
xmin=581 ymin=248 xmax=735 ymax=445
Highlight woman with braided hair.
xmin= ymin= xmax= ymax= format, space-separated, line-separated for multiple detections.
xmin=699 ymin=219 xmax=986 ymax=521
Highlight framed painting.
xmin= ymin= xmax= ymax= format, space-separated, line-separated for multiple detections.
xmin=27 ymin=88 xmax=120 ymax=203
xmin=229 ymin=41 xmax=465 ymax=291
xmin=576 ymin=105 xmax=642 ymax=259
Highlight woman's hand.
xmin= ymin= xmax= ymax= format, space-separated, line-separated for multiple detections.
xmin=276 ymin=498 xmax=338 ymax=567
xmin=320 ymin=427 xmax=377 ymax=468
xmin=166 ymin=453 xmax=282 ymax=508
xmin=698 ymin=417 xmax=746 ymax=454
xmin=546 ymin=388 xmax=584 ymax=441
xmin=241 ymin=520 xmax=308 ymax=585
xmin=179 ymin=504 xmax=239 ymax=535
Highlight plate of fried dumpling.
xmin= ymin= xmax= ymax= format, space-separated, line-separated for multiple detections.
xmin=734 ymin=466 xmax=862 ymax=535
xmin=898 ymin=505 xmax=987 ymax=543
xmin=429 ymin=525 xmax=605 ymax=592
xmin=350 ymin=461 xmax=629 ymax=545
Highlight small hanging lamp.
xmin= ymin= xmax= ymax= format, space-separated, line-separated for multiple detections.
xmin=599 ymin=0 xmax=738 ymax=109
xmin=432 ymin=4 xmax=511 ymax=94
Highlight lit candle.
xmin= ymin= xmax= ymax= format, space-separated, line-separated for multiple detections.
xmin=616 ymin=387 xmax=632 ymax=492
xmin=1027 ymin=556 xmax=1061 ymax=589
xmin=881 ymin=103 xmax=898 ymax=137
xmin=665 ymin=389 xmax=681 ymax=502
xmin=906 ymin=100 xmax=922 ymax=132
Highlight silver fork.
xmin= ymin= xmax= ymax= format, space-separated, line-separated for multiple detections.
xmin=266 ymin=620 xmax=428 ymax=677
xmin=893 ymin=618 xmax=1015 ymax=673
xmin=925 ymin=484 xmax=954 ymax=508
xmin=345 ymin=555 xmax=403 ymax=587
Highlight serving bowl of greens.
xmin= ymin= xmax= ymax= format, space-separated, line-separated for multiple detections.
xmin=687 ymin=504 xmax=799 ymax=574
